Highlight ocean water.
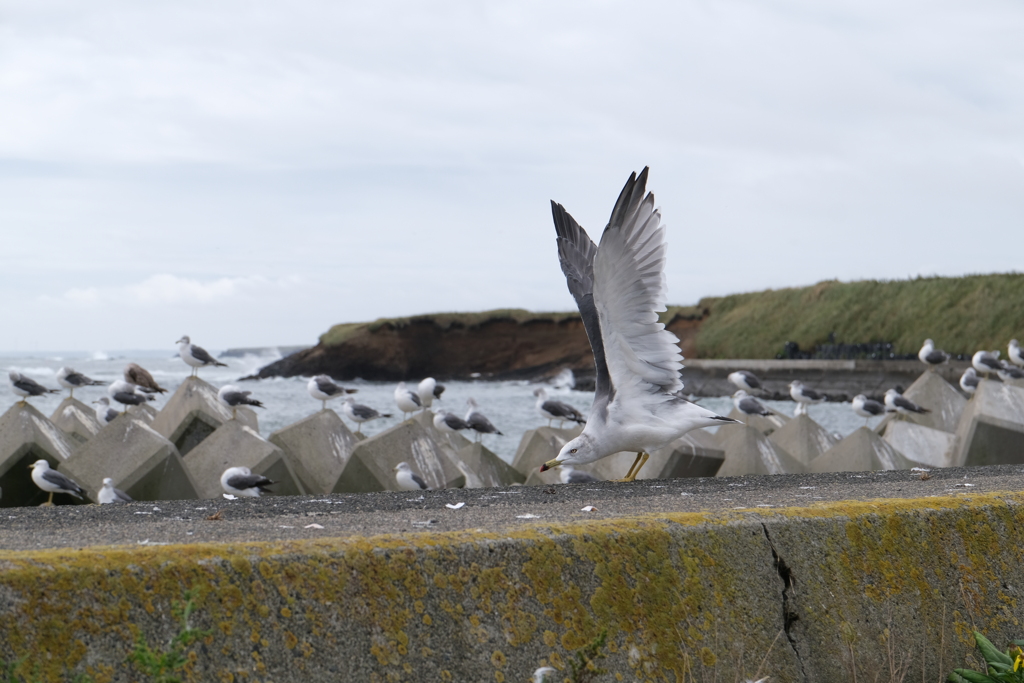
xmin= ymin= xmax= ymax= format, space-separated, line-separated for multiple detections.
xmin=1 ymin=350 xmax=883 ymax=463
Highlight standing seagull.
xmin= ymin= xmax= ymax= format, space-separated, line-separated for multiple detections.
xmin=221 ymin=466 xmax=275 ymax=497
xmin=789 ymin=381 xmax=826 ymax=413
xmin=851 ymin=394 xmax=886 ymax=425
xmin=29 ymin=460 xmax=84 ymax=506
xmin=125 ymin=363 xmax=168 ymax=394
xmin=218 ymin=385 xmax=264 ymax=419
xmin=533 ymin=387 xmax=586 ymax=428
xmin=732 ymin=390 xmax=773 ymax=417
xmin=1009 ymin=340 xmax=1024 ymax=368
xmin=433 ymin=409 xmax=473 ymax=436
xmin=9 ymin=371 xmax=60 ymax=405
xmin=464 ymin=398 xmax=503 ymax=442
xmin=176 ymin=335 xmax=227 ymax=377
xmin=393 ymin=461 xmax=429 ymax=491
xmin=394 ymin=382 xmax=422 ymax=420
xmin=728 ymin=370 xmax=764 ymax=394
xmin=884 ymin=388 xmax=930 ymax=416
xmin=108 ymin=380 xmax=155 ymax=412
xmin=960 ymin=367 xmax=980 ymax=395
xmin=539 ymin=169 xmax=736 ymax=481
xmin=341 ymin=396 xmax=391 ymax=436
xmin=307 ymin=375 xmax=356 ymax=410
xmin=417 ymin=377 xmax=440 ymax=409
xmin=92 ymin=397 xmax=120 ymax=426
xmin=98 ymin=477 xmax=133 ymax=504
xmin=998 ymin=361 xmax=1024 ymax=382
xmin=972 ymin=350 xmax=1002 ymax=378
xmin=918 ymin=340 xmax=951 ymax=369
xmin=56 ymin=367 xmax=105 ymax=399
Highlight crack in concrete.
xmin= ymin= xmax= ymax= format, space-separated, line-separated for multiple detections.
xmin=762 ymin=523 xmax=809 ymax=682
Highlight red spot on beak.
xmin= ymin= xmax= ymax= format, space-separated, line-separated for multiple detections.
xmin=539 ymin=463 xmax=550 ymax=472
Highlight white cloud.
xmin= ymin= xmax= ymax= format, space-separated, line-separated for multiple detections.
xmin=48 ymin=274 xmax=303 ymax=308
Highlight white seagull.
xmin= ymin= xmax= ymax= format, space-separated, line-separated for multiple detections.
xmin=9 ymin=371 xmax=60 ymax=405
xmin=393 ymin=461 xmax=429 ymax=491
xmin=464 ymin=398 xmax=503 ymax=441
xmin=98 ymin=477 xmax=133 ymax=504
xmin=998 ymin=360 xmax=1024 ymax=382
xmin=789 ymin=381 xmax=825 ymax=415
xmin=851 ymin=394 xmax=886 ymax=425
xmin=918 ymin=339 xmax=951 ymax=369
xmin=92 ymin=397 xmax=120 ymax=426
xmin=539 ymin=168 xmax=736 ymax=481
xmin=884 ymin=388 xmax=930 ymax=416
xmin=1009 ymin=339 xmax=1024 ymax=368
xmin=533 ymin=387 xmax=586 ymax=428
xmin=56 ymin=367 xmax=105 ymax=399
xmin=218 ymin=385 xmax=264 ymax=419
xmin=108 ymin=380 xmax=156 ymax=412
xmin=972 ymin=350 xmax=1002 ymax=378
xmin=433 ymin=409 xmax=473 ymax=436
xmin=728 ymin=370 xmax=763 ymax=393
xmin=732 ymin=390 xmax=773 ymax=417
xmin=307 ymin=375 xmax=357 ymax=410
xmin=417 ymin=377 xmax=442 ymax=409
xmin=220 ymin=466 xmax=275 ymax=497
xmin=29 ymin=459 xmax=84 ymax=506
xmin=176 ymin=335 xmax=228 ymax=377
xmin=960 ymin=367 xmax=980 ymax=395
xmin=394 ymin=382 xmax=422 ymax=420
xmin=341 ymin=397 xmax=391 ymax=436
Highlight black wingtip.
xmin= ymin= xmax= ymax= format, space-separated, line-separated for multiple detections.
xmin=712 ymin=416 xmax=740 ymax=423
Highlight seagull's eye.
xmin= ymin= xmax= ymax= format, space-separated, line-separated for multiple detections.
xmin=570 ymin=448 xmax=577 ymax=453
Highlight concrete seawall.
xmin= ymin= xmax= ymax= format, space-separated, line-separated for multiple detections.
xmin=2 ymin=468 xmax=1022 ymax=682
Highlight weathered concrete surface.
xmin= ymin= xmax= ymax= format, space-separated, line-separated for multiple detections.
xmin=49 ymin=397 xmax=102 ymax=445
xmin=59 ymin=415 xmax=199 ymax=503
xmin=268 ymin=409 xmax=362 ymax=495
xmin=767 ymin=414 xmax=838 ymax=466
xmin=882 ymin=420 xmax=957 ymax=469
xmin=151 ymin=377 xmax=258 ymax=455
xmin=0 ymin=403 xmax=77 ymax=507
xmin=184 ymin=420 xmax=305 ymax=499
xmin=511 ymin=425 xmax=584 ymax=477
xmin=878 ymin=370 xmax=967 ymax=435
xmin=953 ymin=379 xmax=1024 ymax=467
xmin=455 ymin=442 xmax=525 ymax=488
xmin=809 ymin=426 xmax=921 ymax=472
xmin=347 ymin=419 xmax=465 ymax=491
xmin=716 ymin=424 xmax=806 ymax=476
xmin=1 ymin=468 xmax=1023 ymax=682
xmin=727 ymin=406 xmax=790 ymax=435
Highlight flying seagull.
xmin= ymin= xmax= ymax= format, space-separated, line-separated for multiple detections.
xmin=124 ymin=363 xmax=168 ymax=394
xmin=220 ymin=466 xmax=275 ymax=497
xmin=851 ymin=394 xmax=886 ymax=425
xmin=884 ymin=388 xmax=930 ymax=416
xmin=465 ymin=398 xmax=503 ymax=441
xmin=393 ymin=461 xmax=429 ymax=491
xmin=1010 ymin=339 xmax=1024 ymax=368
xmin=732 ymin=389 xmax=773 ymax=417
xmin=972 ymin=350 xmax=1002 ymax=378
xmin=341 ymin=396 xmax=391 ymax=436
xmin=417 ymin=377 xmax=441 ymax=409
xmin=176 ymin=335 xmax=227 ymax=376
xmin=29 ymin=459 xmax=84 ymax=506
xmin=918 ymin=339 xmax=950 ymax=369
xmin=533 ymin=387 xmax=586 ymax=428
xmin=56 ymin=367 xmax=105 ymax=399
xmin=98 ymin=477 xmax=133 ymax=504
xmin=960 ymin=367 xmax=980 ymax=395
xmin=9 ymin=371 xmax=60 ymax=405
xmin=307 ymin=375 xmax=357 ymax=410
xmin=394 ymin=382 xmax=422 ymax=420
xmin=218 ymin=385 xmax=264 ymax=419
xmin=728 ymin=370 xmax=763 ymax=393
xmin=108 ymin=380 xmax=156 ymax=411
xmin=539 ymin=168 xmax=736 ymax=481
xmin=92 ymin=397 xmax=120 ymax=426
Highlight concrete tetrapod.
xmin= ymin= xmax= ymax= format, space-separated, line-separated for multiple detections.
xmin=809 ymin=426 xmax=921 ymax=473
xmin=0 ymin=403 xmax=77 ymax=507
xmin=882 ymin=420 xmax=956 ymax=469
xmin=455 ymin=442 xmax=525 ymax=488
xmin=951 ymin=378 xmax=1024 ymax=467
xmin=151 ymin=376 xmax=258 ymax=455
xmin=58 ymin=414 xmax=199 ymax=503
xmin=49 ymin=397 xmax=102 ymax=445
xmin=767 ymin=413 xmax=838 ymax=467
xmin=268 ymin=409 xmax=363 ymax=494
xmin=877 ymin=370 xmax=967 ymax=435
xmin=715 ymin=423 xmax=806 ymax=476
xmin=184 ymin=420 xmax=304 ymax=499
xmin=511 ymin=425 xmax=584 ymax=478
xmin=346 ymin=419 xmax=464 ymax=491
xmin=126 ymin=402 xmax=159 ymax=424
xmin=726 ymin=406 xmax=790 ymax=436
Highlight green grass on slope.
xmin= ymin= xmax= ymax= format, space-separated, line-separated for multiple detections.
xmin=694 ymin=274 xmax=1024 ymax=359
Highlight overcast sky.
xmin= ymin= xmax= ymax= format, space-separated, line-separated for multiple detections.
xmin=2 ymin=0 xmax=1023 ymax=351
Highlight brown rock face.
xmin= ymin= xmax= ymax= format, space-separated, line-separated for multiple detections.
xmin=252 ymin=312 xmax=704 ymax=383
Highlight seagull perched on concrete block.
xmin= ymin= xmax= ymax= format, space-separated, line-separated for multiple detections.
xmin=728 ymin=370 xmax=763 ymax=393
xmin=92 ymin=397 xmax=120 ymax=426
xmin=789 ymin=381 xmax=825 ymax=413
xmin=342 ymin=397 xmax=390 ymax=436
xmin=56 ymin=367 xmax=105 ymax=399
xmin=539 ymin=168 xmax=737 ymax=482
xmin=394 ymin=382 xmax=422 ymax=420
xmin=218 ymin=385 xmax=264 ymax=419
xmin=1010 ymin=339 xmax=1024 ymax=368
xmin=29 ymin=459 xmax=84 ymax=506
xmin=393 ymin=461 xmax=429 ymax=491
xmin=533 ymin=387 xmax=586 ymax=428
xmin=176 ymin=335 xmax=227 ymax=376
xmin=960 ymin=367 xmax=980 ymax=395
xmin=417 ymin=377 xmax=442 ymax=409
xmin=124 ymin=363 xmax=167 ymax=394
xmin=98 ymin=477 xmax=133 ymax=504
xmin=998 ymin=361 xmax=1024 ymax=382
xmin=465 ymin=398 xmax=503 ymax=442
xmin=972 ymin=350 xmax=1002 ymax=378
xmin=851 ymin=394 xmax=886 ymax=425
xmin=9 ymin=371 xmax=60 ymax=405
xmin=108 ymin=380 xmax=156 ymax=412
xmin=884 ymin=388 xmax=930 ymax=416
xmin=307 ymin=375 xmax=356 ymax=410
xmin=433 ymin=409 xmax=473 ymax=437
xmin=732 ymin=390 xmax=773 ymax=417
xmin=220 ymin=466 xmax=274 ymax=497
xmin=918 ymin=339 xmax=950 ymax=369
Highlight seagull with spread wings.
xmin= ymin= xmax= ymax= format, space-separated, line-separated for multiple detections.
xmin=539 ymin=168 xmax=736 ymax=481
